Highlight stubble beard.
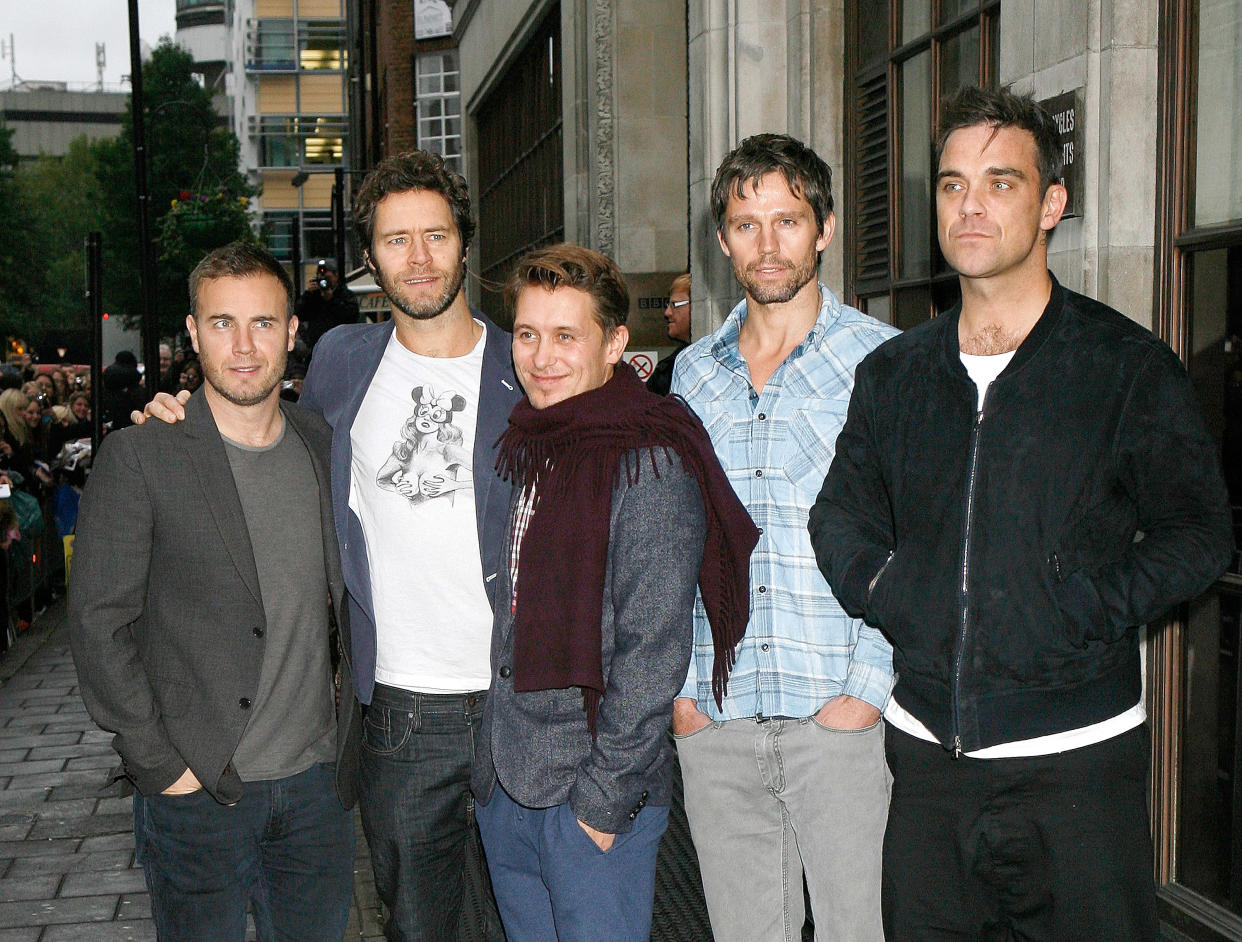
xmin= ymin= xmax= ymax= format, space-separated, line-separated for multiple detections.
xmin=377 ymin=257 xmax=468 ymax=321
xmin=737 ymin=252 xmax=819 ymax=306
xmin=205 ymin=354 xmax=286 ymax=408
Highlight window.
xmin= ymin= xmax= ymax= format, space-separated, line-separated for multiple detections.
xmin=475 ymin=7 xmax=563 ymax=324
xmin=845 ymin=0 xmax=1000 ymax=327
xmin=299 ymin=21 xmax=346 ymax=72
xmin=246 ymin=19 xmax=345 ymax=72
xmin=262 ymin=209 xmax=334 ymax=264
xmin=1153 ymin=2 xmax=1242 ymax=936
xmin=252 ymin=115 xmax=346 ymax=167
xmin=415 ymin=50 xmax=461 ymax=171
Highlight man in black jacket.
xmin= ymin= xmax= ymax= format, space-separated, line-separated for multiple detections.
xmin=810 ymin=86 xmax=1233 ymax=940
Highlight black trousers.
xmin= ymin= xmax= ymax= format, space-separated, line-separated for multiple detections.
xmin=882 ymin=722 xmax=1160 ymax=942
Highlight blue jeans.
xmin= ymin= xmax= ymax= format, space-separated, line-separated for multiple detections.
xmin=133 ymin=762 xmax=354 ymax=942
xmin=475 ymin=785 xmax=669 ymax=942
xmin=358 ymin=684 xmax=504 ymax=942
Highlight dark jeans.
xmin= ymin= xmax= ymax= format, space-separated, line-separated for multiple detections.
xmin=882 ymin=723 xmax=1160 ymax=941
xmin=359 ymin=684 xmax=504 ymax=942
xmin=133 ymin=762 xmax=353 ymax=942
xmin=475 ymin=785 xmax=669 ymax=942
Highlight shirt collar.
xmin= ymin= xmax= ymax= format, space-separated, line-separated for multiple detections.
xmin=710 ymin=283 xmax=842 ymax=369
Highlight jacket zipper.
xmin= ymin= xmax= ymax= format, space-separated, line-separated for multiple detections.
xmin=951 ymin=392 xmax=987 ymax=758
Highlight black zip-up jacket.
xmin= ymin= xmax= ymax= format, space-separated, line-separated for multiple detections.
xmin=809 ymin=277 xmax=1233 ymax=754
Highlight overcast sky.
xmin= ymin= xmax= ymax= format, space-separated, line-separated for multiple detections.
xmin=2 ymin=2 xmax=177 ymax=90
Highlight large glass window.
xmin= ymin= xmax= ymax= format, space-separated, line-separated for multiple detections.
xmin=845 ymin=0 xmax=1000 ymax=327
xmin=1193 ymin=1 xmax=1242 ymax=228
xmin=475 ymin=7 xmax=563 ymax=324
xmin=1155 ymin=1 xmax=1242 ymax=936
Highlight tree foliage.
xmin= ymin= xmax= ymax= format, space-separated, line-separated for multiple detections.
xmin=8 ymin=39 xmax=255 ymax=344
xmin=92 ymin=38 xmax=255 ymax=336
xmin=0 ymin=124 xmax=42 ymax=339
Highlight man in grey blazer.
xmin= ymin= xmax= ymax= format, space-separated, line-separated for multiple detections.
xmin=70 ymin=242 xmax=357 ymax=941
xmin=471 ymin=244 xmax=757 ymax=942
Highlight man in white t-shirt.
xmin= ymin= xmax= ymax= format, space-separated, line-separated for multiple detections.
xmin=138 ymin=151 xmax=518 ymax=941
xmin=810 ymin=86 xmax=1232 ymax=940
xmin=301 ymin=152 xmax=519 ymax=941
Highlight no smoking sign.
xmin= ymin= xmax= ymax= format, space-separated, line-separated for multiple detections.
xmin=625 ymin=352 xmax=655 ymax=380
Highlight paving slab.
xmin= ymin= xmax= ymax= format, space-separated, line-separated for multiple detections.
xmin=0 ymin=893 xmax=118 ymax=926
xmin=0 ymin=875 xmax=61 ymax=902
xmin=60 ymin=868 xmax=148 ymax=898
xmin=41 ymin=924 xmax=157 ymax=942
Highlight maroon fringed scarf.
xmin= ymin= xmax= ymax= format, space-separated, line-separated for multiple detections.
xmin=495 ymin=361 xmax=759 ymax=732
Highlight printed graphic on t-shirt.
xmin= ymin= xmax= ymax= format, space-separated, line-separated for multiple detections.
xmin=376 ymin=385 xmax=473 ymax=505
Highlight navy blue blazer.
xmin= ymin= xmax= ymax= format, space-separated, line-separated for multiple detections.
xmin=300 ymin=313 xmax=522 ymax=704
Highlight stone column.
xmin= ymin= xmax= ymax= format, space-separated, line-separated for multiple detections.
xmin=686 ymin=0 xmax=846 ymax=333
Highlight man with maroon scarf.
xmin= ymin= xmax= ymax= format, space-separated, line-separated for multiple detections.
xmin=470 ymin=243 xmax=758 ymax=942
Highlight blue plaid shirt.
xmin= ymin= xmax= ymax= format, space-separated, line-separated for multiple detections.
xmin=672 ymin=285 xmax=898 ymax=720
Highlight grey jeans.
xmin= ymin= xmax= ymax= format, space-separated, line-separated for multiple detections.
xmin=675 ymin=716 xmax=890 ymax=942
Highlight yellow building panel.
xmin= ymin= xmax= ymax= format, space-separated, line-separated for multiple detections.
xmin=255 ymin=0 xmax=294 ymax=16
xmin=296 ymin=0 xmax=342 ymax=18
xmin=260 ymin=170 xmax=300 ymax=209
xmin=257 ymin=76 xmax=297 ymax=114
xmin=301 ymin=172 xmax=335 ymax=207
xmin=298 ymin=74 xmax=345 ymax=115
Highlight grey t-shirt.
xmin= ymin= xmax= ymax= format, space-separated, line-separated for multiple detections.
xmin=224 ymin=418 xmax=336 ymax=781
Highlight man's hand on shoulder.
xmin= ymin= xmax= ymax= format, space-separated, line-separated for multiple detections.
xmin=577 ymin=818 xmax=615 ymax=852
xmin=814 ymin=695 xmax=881 ymax=731
xmin=130 ymin=390 xmax=191 ymax=427
xmin=671 ymin=697 xmax=713 ymax=736
xmin=161 ymin=767 xmax=202 ymax=796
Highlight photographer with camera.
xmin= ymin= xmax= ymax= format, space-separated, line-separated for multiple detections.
xmin=296 ymin=260 xmax=361 ymax=354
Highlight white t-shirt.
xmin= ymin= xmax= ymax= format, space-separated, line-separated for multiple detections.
xmin=883 ymin=349 xmax=1145 ymax=757
xmin=348 ymin=323 xmax=494 ymax=693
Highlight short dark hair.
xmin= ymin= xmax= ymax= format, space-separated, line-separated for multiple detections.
xmin=353 ymin=150 xmax=476 ymax=255
xmin=935 ymin=86 xmax=1063 ymax=194
xmin=188 ymin=242 xmax=294 ymax=320
xmin=504 ymin=243 xmax=629 ymax=336
xmin=710 ymin=134 xmax=834 ymax=235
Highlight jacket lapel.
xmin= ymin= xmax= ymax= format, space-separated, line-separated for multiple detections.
xmin=181 ymin=390 xmax=264 ymax=608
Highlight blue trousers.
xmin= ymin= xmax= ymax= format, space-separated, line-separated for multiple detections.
xmin=475 ymin=784 xmax=669 ymax=942
xmin=133 ymin=762 xmax=354 ymax=942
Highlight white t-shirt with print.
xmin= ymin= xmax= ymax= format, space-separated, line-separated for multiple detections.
xmin=349 ymin=323 xmax=494 ymax=693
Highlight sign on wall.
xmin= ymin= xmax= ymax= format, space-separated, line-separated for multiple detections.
xmin=415 ymin=0 xmax=452 ymax=39
xmin=1037 ymin=89 xmax=1084 ymax=220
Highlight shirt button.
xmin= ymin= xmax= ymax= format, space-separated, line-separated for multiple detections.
xmin=239 ymin=698 xmax=251 ymax=709
xmin=754 ymin=470 xmax=763 ymax=478
xmin=761 ymin=643 xmax=770 ymax=652
xmin=757 ymin=585 xmax=766 ymax=593
xmin=252 ymin=627 xmax=264 ymax=637
xmin=757 ymin=413 xmax=767 ymax=420
xmin=499 ymin=666 xmax=512 ymax=679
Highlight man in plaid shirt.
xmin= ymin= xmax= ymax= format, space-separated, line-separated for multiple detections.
xmin=670 ymin=134 xmax=897 ymax=942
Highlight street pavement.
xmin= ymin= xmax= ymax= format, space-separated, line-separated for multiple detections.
xmin=0 ymin=599 xmax=717 ymax=941
xmin=0 ymin=600 xmax=383 ymax=941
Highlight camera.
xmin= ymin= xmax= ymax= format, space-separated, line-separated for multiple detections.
xmin=35 ymin=394 xmax=50 ymax=409
xmin=315 ymin=260 xmax=331 ymax=291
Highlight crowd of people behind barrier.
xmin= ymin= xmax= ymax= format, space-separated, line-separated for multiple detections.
xmin=0 ymin=345 xmax=212 ymax=648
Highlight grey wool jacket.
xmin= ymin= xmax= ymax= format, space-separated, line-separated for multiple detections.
xmin=471 ymin=447 xmax=706 ymax=834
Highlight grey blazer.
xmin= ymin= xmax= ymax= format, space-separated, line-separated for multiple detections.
xmin=68 ymin=390 xmax=360 ymax=807
xmin=471 ymin=448 xmax=706 ymax=834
